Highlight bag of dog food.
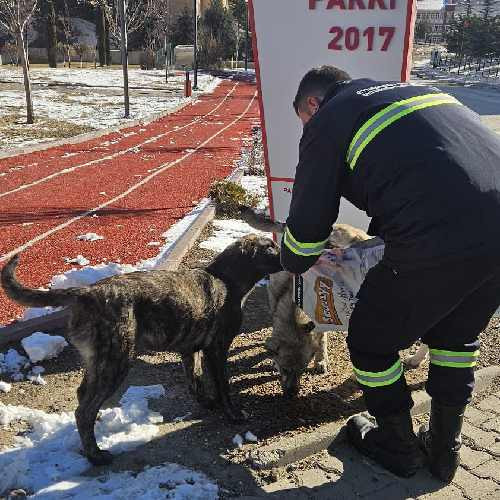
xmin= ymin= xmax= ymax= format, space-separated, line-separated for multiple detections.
xmin=294 ymin=239 xmax=385 ymax=332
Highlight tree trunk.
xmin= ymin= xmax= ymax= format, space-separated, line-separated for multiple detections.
xmin=119 ymin=0 xmax=130 ymax=118
xmin=47 ymin=0 xmax=58 ymax=68
xmin=96 ymin=6 xmax=106 ymax=66
xmin=17 ymin=29 xmax=34 ymax=124
xmin=105 ymin=15 xmax=111 ymax=66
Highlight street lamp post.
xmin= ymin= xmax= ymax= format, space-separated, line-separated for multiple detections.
xmin=244 ymin=0 xmax=249 ymax=71
xmin=119 ymin=0 xmax=130 ymax=118
xmin=193 ymin=0 xmax=199 ymax=90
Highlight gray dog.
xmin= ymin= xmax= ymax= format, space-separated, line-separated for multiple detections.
xmin=1 ymin=235 xmax=282 ymax=466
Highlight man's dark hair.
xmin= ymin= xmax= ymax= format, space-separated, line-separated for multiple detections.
xmin=293 ymin=66 xmax=351 ymax=114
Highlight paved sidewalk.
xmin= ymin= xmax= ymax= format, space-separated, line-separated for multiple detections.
xmin=254 ymin=390 xmax=499 ymax=499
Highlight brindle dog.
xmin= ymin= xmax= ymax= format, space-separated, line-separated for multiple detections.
xmin=1 ymin=235 xmax=282 ymax=466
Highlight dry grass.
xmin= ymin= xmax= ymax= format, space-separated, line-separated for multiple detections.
xmin=209 ymin=179 xmax=261 ymax=217
xmin=0 ymin=113 xmax=95 ymax=147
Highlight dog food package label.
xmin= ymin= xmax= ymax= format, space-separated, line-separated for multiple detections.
xmin=294 ymin=243 xmax=385 ymax=332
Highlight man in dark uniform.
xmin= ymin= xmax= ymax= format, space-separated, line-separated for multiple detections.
xmin=280 ymin=66 xmax=500 ymax=481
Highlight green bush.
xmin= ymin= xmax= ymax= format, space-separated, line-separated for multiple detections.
xmin=208 ymin=180 xmax=260 ymax=217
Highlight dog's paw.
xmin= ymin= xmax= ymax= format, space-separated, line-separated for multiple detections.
xmin=313 ymin=361 xmax=329 ymax=374
xmin=87 ymin=449 xmax=114 ymax=466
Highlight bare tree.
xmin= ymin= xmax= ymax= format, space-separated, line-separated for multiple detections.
xmin=89 ymin=0 xmax=153 ymax=42
xmin=88 ymin=0 xmax=155 ymax=118
xmin=144 ymin=0 xmax=170 ymax=80
xmin=0 ymin=0 xmax=38 ymax=123
xmin=59 ymin=0 xmax=77 ymax=68
xmin=74 ymin=42 xmax=90 ymax=68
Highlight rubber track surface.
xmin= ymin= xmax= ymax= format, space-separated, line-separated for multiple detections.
xmin=0 ymin=81 xmax=260 ymax=325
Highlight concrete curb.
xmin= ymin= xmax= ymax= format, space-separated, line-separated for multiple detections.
xmin=0 ymin=98 xmax=192 ymax=161
xmin=250 ymin=365 xmax=500 ymax=470
xmin=0 ymin=167 xmax=246 ymax=347
xmin=156 ymin=167 xmax=245 ymax=272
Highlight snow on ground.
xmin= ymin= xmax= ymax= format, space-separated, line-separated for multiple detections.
xmin=200 ymin=219 xmax=272 ymax=253
xmin=199 ymin=174 xmax=272 ymax=253
xmin=33 ymin=463 xmax=218 ymax=500
xmin=0 ymin=68 xmax=221 ymax=150
xmin=0 ymin=384 xmax=217 ymax=498
xmin=0 ymin=67 xmax=220 ymax=94
xmin=240 ymin=175 xmax=269 ymax=215
xmin=0 ymin=343 xmax=54 ymax=384
xmin=412 ymin=60 xmax=500 ymax=88
xmin=21 ymin=332 xmax=68 ymax=363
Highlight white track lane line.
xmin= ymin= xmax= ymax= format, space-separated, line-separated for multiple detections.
xmin=0 ymin=91 xmax=257 ymax=263
xmin=0 ymin=83 xmax=239 ymax=199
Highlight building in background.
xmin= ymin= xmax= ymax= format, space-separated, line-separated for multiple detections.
xmin=416 ymin=0 xmax=457 ymax=42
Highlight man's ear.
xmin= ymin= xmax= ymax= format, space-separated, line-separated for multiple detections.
xmin=306 ymin=96 xmax=322 ymax=114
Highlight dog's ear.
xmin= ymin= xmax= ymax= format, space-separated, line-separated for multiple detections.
xmin=300 ymin=321 xmax=316 ymax=334
xmin=264 ymin=337 xmax=279 ymax=354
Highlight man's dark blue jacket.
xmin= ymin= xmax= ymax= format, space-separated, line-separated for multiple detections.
xmin=281 ymin=79 xmax=500 ymax=274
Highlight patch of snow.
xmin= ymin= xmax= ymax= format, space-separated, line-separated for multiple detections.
xmin=77 ymin=232 xmax=104 ymax=241
xmin=200 ymin=219 xmax=271 ymax=253
xmin=27 ymin=373 xmax=47 ymax=386
xmin=173 ymin=412 xmax=192 ymax=423
xmin=50 ymin=262 xmax=137 ymax=290
xmin=412 ymin=62 xmax=500 ymax=89
xmin=0 ymin=68 xmax=222 ymax=151
xmin=35 ymin=462 xmax=218 ymax=499
xmin=0 ymin=349 xmax=30 ymax=376
xmin=21 ymin=306 xmax=62 ymax=321
xmin=244 ymin=431 xmax=258 ymax=443
xmin=64 ymin=255 xmax=90 ymax=266
xmin=0 ymin=381 xmax=12 ymax=393
xmin=0 ymin=385 xmax=168 ymax=495
xmin=21 ymin=332 xmax=68 ymax=363
xmin=232 ymin=434 xmax=244 ymax=448
xmin=30 ymin=366 xmax=45 ymax=375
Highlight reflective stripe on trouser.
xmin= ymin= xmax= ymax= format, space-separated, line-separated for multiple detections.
xmin=346 ymin=93 xmax=461 ymax=170
xmin=353 ymin=359 xmax=403 ymax=387
xmin=283 ymin=226 xmax=328 ymax=257
xmin=429 ymin=349 xmax=479 ymax=368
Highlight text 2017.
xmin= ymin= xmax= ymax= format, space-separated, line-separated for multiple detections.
xmin=328 ymin=26 xmax=395 ymax=51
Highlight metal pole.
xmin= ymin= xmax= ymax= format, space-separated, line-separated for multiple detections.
xmin=119 ymin=0 xmax=130 ymax=118
xmin=165 ymin=34 xmax=168 ymax=83
xmin=244 ymin=0 xmax=249 ymax=71
xmin=193 ymin=0 xmax=198 ymax=90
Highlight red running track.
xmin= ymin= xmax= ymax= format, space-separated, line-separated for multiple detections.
xmin=0 ymin=80 xmax=260 ymax=326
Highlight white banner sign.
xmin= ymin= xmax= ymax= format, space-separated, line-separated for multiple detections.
xmin=249 ymin=0 xmax=416 ymax=226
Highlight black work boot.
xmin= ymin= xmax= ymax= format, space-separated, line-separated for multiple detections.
xmin=418 ymin=401 xmax=466 ymax=483
xmin=347 ymin=410 xmax=425 ymax=478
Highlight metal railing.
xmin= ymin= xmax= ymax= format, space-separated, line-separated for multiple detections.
xmin=432 ymin=53 xmax=500 ymax=79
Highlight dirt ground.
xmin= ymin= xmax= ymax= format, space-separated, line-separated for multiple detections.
xmin=1 ymin=218 xmax=499 ymax=497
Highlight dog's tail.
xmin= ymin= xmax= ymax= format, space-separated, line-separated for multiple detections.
xmin=1 ymin=255 xmax=83 ymax=308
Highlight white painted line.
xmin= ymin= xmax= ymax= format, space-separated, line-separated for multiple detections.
xmin=0 ymin=91 xmax=257 ymax=263
xmin=0 ymin=83 xmax=239 ymax=199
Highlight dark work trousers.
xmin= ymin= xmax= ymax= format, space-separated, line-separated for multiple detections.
xmin=347 ymin=255 xmax=500 ymax=418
